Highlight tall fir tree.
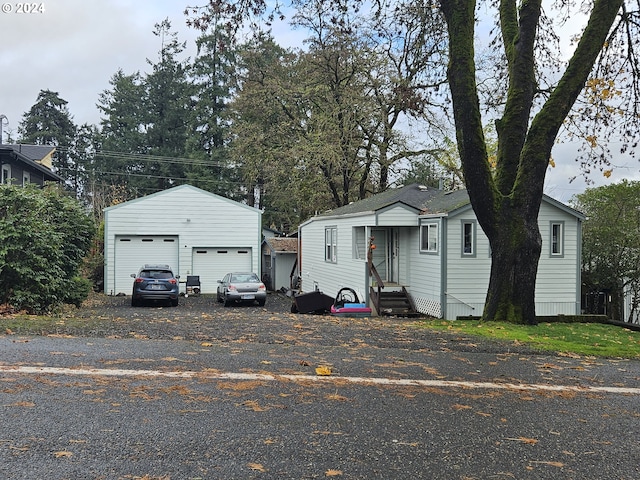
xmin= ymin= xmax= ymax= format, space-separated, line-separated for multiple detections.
xmin=18 ymin=89 xmax=77 ymax=185
xmin=185 ymin=22 xmax=240 ymax=199
xmin=143 ymin=18 xmax=193 ymax=191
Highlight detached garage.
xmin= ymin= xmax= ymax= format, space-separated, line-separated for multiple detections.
xmin=103 ymin=185 xmax=262 ymax=296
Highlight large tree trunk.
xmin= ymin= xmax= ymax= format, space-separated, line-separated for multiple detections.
xmin=484 ymin=205 xmax=542 ymax=325
xmin=441 ymin=0 xmax=623 ymax=323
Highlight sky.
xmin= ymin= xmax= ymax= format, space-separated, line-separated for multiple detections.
xmin=0 ymin=0 xmax=636 ymax=204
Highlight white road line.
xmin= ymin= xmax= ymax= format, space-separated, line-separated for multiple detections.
xmin=1 ymin=365 xmax=639 ymax=395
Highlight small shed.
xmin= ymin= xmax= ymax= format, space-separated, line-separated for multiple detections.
xmin=261 ymin=237 xmax=298 ymax=292
xmin=104 ymin=184 xmax=262 ymax=296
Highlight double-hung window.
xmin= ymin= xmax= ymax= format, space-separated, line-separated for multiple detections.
xmin=420 ymin=222 xmax=438 ymax=253
xmin=1 ymin=164 xmax=10 ymax=184
xmin=325 ymin=226 xmax=337 ymax=263
xmin=462 ymin=220 xmax=476 ymax=256
xmin=550 ymin=222 xmax=564 ymax=257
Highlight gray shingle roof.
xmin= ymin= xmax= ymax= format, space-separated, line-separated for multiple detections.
xmin=6 ymin=144 xmax=55 ymax=162
xmin=317 ymin=183 xmax=584 ymax=220
xmin=319 ymin=184 xmax=471 ymax=217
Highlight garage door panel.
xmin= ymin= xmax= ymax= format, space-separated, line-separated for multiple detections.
xmin=192 ymin=248 xmax=252 ymax=294
xmin=114 ymin=236 xmax=179 ymax=294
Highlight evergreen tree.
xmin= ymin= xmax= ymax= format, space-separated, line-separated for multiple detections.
xmin=18 ymin=89 xmax=77 ymax=184
xmin=185 ymin=22 xmax=240 ymax=199
xmin=143 ymin=18 xmax=193 ymax=191
xmin=96 ymin=69 xmax=149 ymax=198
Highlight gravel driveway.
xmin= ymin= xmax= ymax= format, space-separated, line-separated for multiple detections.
xmin=43 ymin=291 xmax=543 ymax=357
xmin=3 ymin=294 xmax=640 ymax=480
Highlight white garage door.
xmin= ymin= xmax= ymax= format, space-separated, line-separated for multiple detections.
xmin=192 ymin=248 xmax=252 ymax=294
xmin=114 ymin=236 xmax=179 ymax=294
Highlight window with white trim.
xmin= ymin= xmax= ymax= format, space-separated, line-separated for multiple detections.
xmin=1 ymin=164 xmax=10 ymax=184
xmin=353 ymin=226 xmax=366 ymax=260
xmin=462 ymin=220 xmax=476 ymax=256
xmin=325 ymin=226 xmax=337 ymax=262
xmin=420 ymin=223 xmax=438 ymax=253
xmin=550 ymin=221 xmax=564 ymax=256
xmin=22 ymin=171 xmax=31 ymax=186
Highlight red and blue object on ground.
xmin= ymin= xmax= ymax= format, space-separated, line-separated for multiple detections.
xmin=330 ymin=287 xmax=372 ymax=317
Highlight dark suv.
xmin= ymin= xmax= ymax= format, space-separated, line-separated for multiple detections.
xmin=131 ymin=264 xmax=180 ymax=307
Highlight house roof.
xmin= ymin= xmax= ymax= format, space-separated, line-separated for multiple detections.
xmin=264 ymin=237 xmax=298 ymax=253
xmin=314 ymin=183 xmax=584 ymax=220
xmin=5 ymin=144 xmax=55 ymax=162
xmin=0 ymin=144 xmax=63 ymax=182
xmin=317 ymin=184 xmax=471 ymax=217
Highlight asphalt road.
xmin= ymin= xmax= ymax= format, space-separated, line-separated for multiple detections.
xmin=0 ymin=293 xmax=639 ymax=479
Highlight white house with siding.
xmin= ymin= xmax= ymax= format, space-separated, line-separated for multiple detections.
xmin=297 ymin=184 xmax=585 ymax=319
xmin=103 ymin=184 xmax=262 ymax=296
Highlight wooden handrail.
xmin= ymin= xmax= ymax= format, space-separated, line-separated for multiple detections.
xmin=367 ymin=257 xmax=384 ymax=315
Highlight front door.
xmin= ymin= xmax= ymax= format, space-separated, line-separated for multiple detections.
xmin=371 ymin=228 xmax=399 ymax=284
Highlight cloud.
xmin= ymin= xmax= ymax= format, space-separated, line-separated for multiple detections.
xmin=1 ymin=1 xmax=633 ymax=202
xmin=0 ymin=0 xmax=199 ymax=131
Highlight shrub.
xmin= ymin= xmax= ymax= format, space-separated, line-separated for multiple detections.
xmin=0 ymin=184 xmax=96 ymax=313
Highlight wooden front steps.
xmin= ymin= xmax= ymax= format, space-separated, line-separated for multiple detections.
xmin=374 ymin=288 xmax=419 ymax=317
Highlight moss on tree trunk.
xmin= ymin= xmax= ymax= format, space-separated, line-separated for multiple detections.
xmin=483 ymin=207 xmax=542 ymax=325
xmin=441 ymin=0 xmax=623 ymax=324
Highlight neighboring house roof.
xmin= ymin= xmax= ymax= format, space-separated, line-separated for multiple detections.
xmin=263 ymin=237 xmax=298 ymax=253
xmin=0 ymin=144 xmax=63 ymax=182
xmin=314 ymin=183 xmax=585 ymax=220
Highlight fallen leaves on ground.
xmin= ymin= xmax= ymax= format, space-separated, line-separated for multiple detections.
xmin=248 ymin=462 xmax=267 ymax=472
xmin=217 ymin=380 xmax=266 ymax=391
xmin=325 ymin=469 xmax=343 ymax=476
xmin=315 ymin=365 xmax=332 ymax=376
xmin=53 ymin=450 xmax=73 ymax=458
xmin=325 ymin=392 xmax=349 ymax=401
xmin=531 ymin=460 xmax=564 ymax=467
xmin=6 ymin=401 xmax=35 ymax=407
xmin=130 ymin=476 xmax=171 ymax=480
xmin=506 ymin=437 xmax=538 ymax=444
xmin=242 ymin=399 xmax=269 ymax=412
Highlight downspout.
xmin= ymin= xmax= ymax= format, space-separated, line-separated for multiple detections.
xmin=576 ymin=217 xmax=583 ymax=315
xmin=103 ymin=208 xmax=110 ymax=295
xmin=364 ymin=226 xmax=370 ymax=307
xmin=257 ymin=210 xmax=263 ymax=278
xmin=440 ymin=217 xmax=447 ymax=319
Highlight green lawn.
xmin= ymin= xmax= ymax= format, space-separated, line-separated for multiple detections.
xmin=421 ymin=319 xmax=640 ymax=358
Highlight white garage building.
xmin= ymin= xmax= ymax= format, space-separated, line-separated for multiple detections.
xmin=103 ymin=185 xmax=262 ymax=296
